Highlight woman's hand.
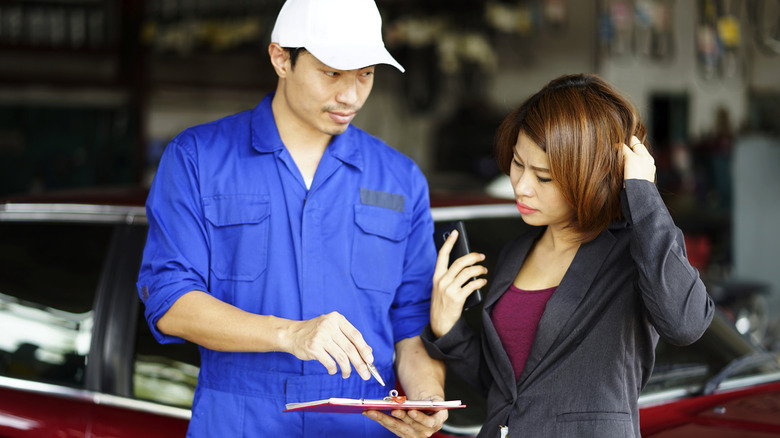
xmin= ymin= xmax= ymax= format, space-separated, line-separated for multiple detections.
xmin=623 ymin=135 xmax=656 ymax=183
xmin=430 ymin=230 xmax=487 ymax=339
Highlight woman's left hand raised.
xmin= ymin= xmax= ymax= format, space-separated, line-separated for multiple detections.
xmin=622 ymin=135 xmax=656 ymax=183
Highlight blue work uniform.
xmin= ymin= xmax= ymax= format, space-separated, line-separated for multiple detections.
xmin=137 ymin=93 xmax=436 ymax=437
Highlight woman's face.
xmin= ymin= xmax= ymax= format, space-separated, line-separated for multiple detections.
xmin=510 ymin=132 xmax=575 ymax=230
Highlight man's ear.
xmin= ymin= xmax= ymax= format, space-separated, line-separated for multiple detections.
xmin=268 ymin=43 xmax=290 ymax=78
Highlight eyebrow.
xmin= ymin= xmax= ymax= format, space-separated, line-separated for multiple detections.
xmin=513 ymin=152 xmax=551 ymax=173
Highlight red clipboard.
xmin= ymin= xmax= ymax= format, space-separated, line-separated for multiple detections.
xmin=283 ymin=397 xmax=466 ymax=414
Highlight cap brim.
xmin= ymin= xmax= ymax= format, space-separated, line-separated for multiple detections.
xmin=307 ymin=45 xmax=405 ymax=73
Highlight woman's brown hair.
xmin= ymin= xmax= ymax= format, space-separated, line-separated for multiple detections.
xmin=495 ymin=74 xmax=648 ymax=242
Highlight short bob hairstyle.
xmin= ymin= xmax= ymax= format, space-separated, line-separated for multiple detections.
xmin=495 ymin=74 xmax=648 ymax=243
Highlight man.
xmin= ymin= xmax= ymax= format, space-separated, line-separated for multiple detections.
xmin=136 ymin=0 xmax=446 ymax=437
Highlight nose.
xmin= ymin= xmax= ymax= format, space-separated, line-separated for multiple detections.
xmin=513 ymin=171 xmax=535 ymax=198
xmin=335 ymin=76 xmax=359 ymax=106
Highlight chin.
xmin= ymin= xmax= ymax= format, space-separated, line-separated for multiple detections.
xmin=520 ymin=215 xmax=547 ymax=227
xmin=324 ymin=125 xmax=349 ymax=136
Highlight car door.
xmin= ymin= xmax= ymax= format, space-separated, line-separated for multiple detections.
xmin=0 ymin=212 xmax=114 ymax=437
xmin=0 ymin=204 xmax=194 ymax=438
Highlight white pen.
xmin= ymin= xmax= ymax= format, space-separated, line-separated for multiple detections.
xmin=366 ymin=362 xmax=385 ymax=386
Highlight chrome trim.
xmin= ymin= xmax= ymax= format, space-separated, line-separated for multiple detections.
xmin=440 ymin=422 xmax=482 ymax=436
xmin=718 ymin=371 xmax=780 ymax=391
xmin=638 ymin=372 xmax=780 ymax=406
xmin=1 ymin=202 xmax=519 ymax=224
xmin=431 ymin=204 xmax=518 ymax=222
xmin=0 ymin=203 xmax=147 ymax=225
xmin=0 ymin=376 xmax=191 ymax=420
xmin=93 ymin=393 xmax=191 ymax=420
xmin=638 ymin=388 xmax=694 ymax=406
xmin=0 ymin=376 xmax=94 ymax=403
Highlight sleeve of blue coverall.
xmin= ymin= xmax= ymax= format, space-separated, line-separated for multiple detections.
xmin=136 ymin=134 xmax=211 ymax=344
xmin=389 ymin=164 xmax=437 ymax=342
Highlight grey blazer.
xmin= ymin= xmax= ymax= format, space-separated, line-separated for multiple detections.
xmin=422 ymin=180 xmax=714 ymax=438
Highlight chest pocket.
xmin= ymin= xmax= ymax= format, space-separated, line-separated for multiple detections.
xmin=203 ymin=194 xmax=270 ymax=281
xmin=352 ymin=204 xmax=411 ymax=293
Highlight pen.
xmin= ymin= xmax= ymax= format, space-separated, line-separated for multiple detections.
xmin=366 ymin=362 xmax=385 ymax=386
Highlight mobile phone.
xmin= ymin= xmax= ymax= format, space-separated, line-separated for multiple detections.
xmin=433 ymin=220 xmax=483 ymax=310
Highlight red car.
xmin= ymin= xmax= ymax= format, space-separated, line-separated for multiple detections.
xmin=1 ymin=190 xmax=779 ymax=437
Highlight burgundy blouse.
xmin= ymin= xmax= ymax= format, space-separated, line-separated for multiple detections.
xmin=491 ymin=284 xmax=556 ymax=381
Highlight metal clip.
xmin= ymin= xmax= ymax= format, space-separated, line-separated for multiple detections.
xmin=382 ymin=389 xmax=407 ymax=404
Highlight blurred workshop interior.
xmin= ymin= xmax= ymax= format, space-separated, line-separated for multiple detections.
xmin=1 ymin=0 xmax=780 ymax=351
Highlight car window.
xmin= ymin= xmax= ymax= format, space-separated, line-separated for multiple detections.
xmin=132 ymin=306 xmax=200 ymax=409
xmin=0 ymin=221 xmax=113 ymax=388
xmin=645 ymin=313 xmax=780 ymax=396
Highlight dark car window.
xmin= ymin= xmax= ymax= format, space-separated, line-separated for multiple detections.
xmin=646 ymin=313 xmax=780 ymax=395
xmin=0 ymin=221 xmax=113 ymax=388
xmin=133 ymin=306 xmax=200 ymax=408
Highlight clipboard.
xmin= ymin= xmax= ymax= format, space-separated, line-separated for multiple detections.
xmin=283 ymin=397 xmax=465 ymax=414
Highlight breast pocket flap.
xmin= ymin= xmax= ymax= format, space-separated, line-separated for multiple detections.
xmin=354 ymin=204 xmax=410 ymax=242
xmin=203 ymin=195 xmax=270 ymax=227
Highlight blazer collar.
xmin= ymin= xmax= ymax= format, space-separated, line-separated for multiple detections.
xmin=517 ymin=227 xmax=617 ymax=386
xmin=480 ymin=227 xmax=543 ymax=401
xmin=481 ymin=226 xmax=618 ymax=398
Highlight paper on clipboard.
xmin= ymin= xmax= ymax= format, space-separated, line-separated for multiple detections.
xmin=283 ymin=397 xmax=465 ymax=414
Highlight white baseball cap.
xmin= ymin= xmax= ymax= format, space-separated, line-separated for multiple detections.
xmin=270 ymin=0 xmax=404 ymax=72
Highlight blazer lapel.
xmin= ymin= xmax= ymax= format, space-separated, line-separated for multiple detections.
xmin=480 ymin=228 xmax=543 ymax=401
xmin=516 ymin=228 xmax=617 ymax=387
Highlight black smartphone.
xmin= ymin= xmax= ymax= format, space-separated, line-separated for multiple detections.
xmin=433 ymin=220 xmax=483 ymax=310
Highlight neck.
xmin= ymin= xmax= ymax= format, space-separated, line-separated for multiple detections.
xmin=271 ymin=91 xmax=332 ymax=181
xmin=540 ymin=225 xmax=581 ymax=255
xmin=271 ymin=91 xmax=332 ymax=155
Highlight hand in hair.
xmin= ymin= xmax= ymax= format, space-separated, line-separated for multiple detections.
xmin=622 ymin=136 xmax=656 ymax=183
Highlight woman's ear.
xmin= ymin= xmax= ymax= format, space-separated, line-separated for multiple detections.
xmin=268 ymin=43 xmax=291 ymax=78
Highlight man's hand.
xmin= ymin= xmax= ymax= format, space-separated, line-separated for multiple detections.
xmin=363 ymin=397 xmax=449 ymax=438
xmin=281 ymin=311 xmax=373 ymax=380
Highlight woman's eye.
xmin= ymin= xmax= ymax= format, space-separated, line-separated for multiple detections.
xmin=537 ymin=176 xmax=552 ymax=183
xmin=512 ymin=159 xmax=523 ymax=167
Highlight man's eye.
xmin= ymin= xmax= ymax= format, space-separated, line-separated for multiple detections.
xmin=324 ymin=71 xmax=339 ymax=77
xmin=512 ymin=159 xmax=523 ymax=167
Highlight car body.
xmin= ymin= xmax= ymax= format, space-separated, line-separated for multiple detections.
xmin=1 ymin=189 xmax=779 ymax=437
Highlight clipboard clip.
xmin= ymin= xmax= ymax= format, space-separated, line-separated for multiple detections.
xmin=382 ymin=389 xmax=407 ymax=404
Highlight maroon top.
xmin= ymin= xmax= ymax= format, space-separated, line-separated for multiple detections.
xmin=491 ymin=284 xmax=557 ymax=381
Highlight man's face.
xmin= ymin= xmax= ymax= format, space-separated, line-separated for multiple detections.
xmin=280 ymin=50 xmax=375 ymax=137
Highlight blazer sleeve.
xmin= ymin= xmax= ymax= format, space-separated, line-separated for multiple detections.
xmin=419 ymin=237 xmax=525 ymax=397
xmin=621 ymin=179 xmax=715 ymax=346
xmin=421 ymin=319 xmax=492 ymax=397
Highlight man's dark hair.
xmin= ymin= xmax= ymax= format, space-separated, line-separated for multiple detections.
xmin=286 ymin=47 xmax=307 ymax=68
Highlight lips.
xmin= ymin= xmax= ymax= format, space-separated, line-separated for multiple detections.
xmin=328 ymin=111 xmax=355 ymax=124
xmin=516 ymin=202 xmax=537 ymax=214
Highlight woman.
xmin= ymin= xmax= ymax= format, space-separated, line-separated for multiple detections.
xmin=421 ymin=74 xmax=714 ymax=437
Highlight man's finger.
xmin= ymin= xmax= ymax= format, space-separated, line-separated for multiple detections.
xmin=333 ymin=319 xmax=372 ymax=380
xmin=339 ymin=318 xmax=374 ymax=363
xmin=309 ymin=344 xmax=338 ymax=375
xmin=323 ymin=338 xmax=353 ymax=379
